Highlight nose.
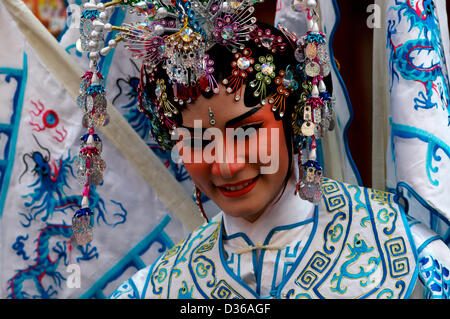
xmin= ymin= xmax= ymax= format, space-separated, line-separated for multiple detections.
xmin=212 ymin=161 xmax=246 ymax=179
xmin=211 ymin=140 xmax=246 ymax=179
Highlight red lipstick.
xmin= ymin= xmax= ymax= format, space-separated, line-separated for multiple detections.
xmin=217 ymin=176 xmax=259 ymax=198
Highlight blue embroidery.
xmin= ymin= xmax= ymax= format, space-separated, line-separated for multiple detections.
xmin=323 ymin=212 xmax=346 ymax=254
xmin=0 ymin=53 xmax=28 ymax=217
xmin=330 ymin=234 xmax=381 ymax=294
xmin=103 ymin=216 xmax=174 ymax=299
xmin=7 ymin=224 xmax=73 ymax=299
xmin=20 ymin=143 xmax=127 ymax=226
xmin=377 ymin=288 xmax=394 ymax=299
xmin=210 ymin=280 xmax=243 ymax=299
xmin=348 ymin=185 xmax=368 ymax=213
xmin=178 ymin=281 xmax=194 ymax=299
xmin=76 ymin=243 xmax=99 ymax=263
xmin=419 ymin=255 xmax=450 ymax=299
xmin=12 ymin=235 xmax=30 ymax=261
xmin=390 ymin=121 xmax=450 ymax=187
xmin=385 ymin=237 xmax=410 ymax=278
xmin=387 ymin=0 xmax=449 ymax=112
xmin=296 ymin=251 xmax=331 ymax=290
xmin=109 ymin=280 xmax=138 ymax=299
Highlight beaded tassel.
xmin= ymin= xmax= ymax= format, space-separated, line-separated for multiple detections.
xmin=294 ymin=0 xmax=334 ymax=204
xmin=74 ymin=0 xmax=110 ymax=246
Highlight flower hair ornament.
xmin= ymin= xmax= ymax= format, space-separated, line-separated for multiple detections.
xmin=75 ymin=0 xmax=335 ymax=234
xmin=222 ymin=48 xmax=255 ymax=101
xmin=249 ymin=54 xmax=276 ymax=103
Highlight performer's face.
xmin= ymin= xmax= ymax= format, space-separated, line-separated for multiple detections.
xmin=178 ymin=86 xmax=291 ymax=223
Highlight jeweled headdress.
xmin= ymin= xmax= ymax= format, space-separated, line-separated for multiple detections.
xmin=75 ymin=0 xmax=334 ymax=245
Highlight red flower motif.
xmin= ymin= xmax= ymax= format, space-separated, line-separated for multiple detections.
xmin=222 ymin=48 xmax=255 ymax=101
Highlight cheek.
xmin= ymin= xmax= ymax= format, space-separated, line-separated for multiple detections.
xmin=254 ymin=123 xmax=287 ymax=162
xmin=183 ymin=162 xmax=210 ymax=187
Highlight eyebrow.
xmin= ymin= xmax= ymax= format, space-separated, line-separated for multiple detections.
xmin=226 ymin=107 xmax=262 ymax=127
xmin=181 ymin=106 xmax=263 ymax=132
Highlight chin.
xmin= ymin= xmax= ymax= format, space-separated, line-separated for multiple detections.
xmin=215 ymin=194 xmax=271 ymax=221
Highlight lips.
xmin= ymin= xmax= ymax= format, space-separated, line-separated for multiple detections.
xmin=217 ymin=175 xmax=260 ymax=198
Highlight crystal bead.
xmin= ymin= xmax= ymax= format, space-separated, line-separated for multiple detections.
xmin=180 ymin=27 xmax=194 ymax=42
xmin=237 ymin=57 xmax=250 ymax=70
xmin=261 ymin=63 xmax=274 ymax=76
xmin=221 ymin=27 xmax=234 ymax=40
xmin=260 ymin=37 xmax=273 ymax=48
xmin=155 ymin=85 xmax=162 ymax=97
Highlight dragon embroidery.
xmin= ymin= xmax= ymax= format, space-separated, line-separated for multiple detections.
xmin=7 ymin=136 xmax=128 ymax=298
xmin=388 ymin=0 xmax=450 ymax=118
xmin=330 ymin=234 xmax=381 ymax=294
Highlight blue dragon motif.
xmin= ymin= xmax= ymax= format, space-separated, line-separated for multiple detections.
xmin=8 ymin=140 xmax=129 ymax=298
xmin=387 ymin=0 xmax=449 ymax=117
xmin=330 ymin=234 xmax=381 ymax=294
xmin=7 ymin=224 xmax=73 ymax=299
xmin=20 ymin=137 xmax=127 ymax=226
xmin=20 ymin=139 xmax=78 ymax=222
xmin=12 ymin=235 xmax=30 ymax=261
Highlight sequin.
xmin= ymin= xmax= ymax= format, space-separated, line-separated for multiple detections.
xmin=317 ymin=44 xmax=330 ymax=64
xmin=82 ymin=113 xmax=91 ymax=129
xmin=72 ymin=214 xmax=93 ymax=246
xmin=294 ymin=48 xmax=305 ymax=62
xmin=89 ymin=170 xmax=104 ymax=186
xmin=85 ymin=95 xmax=94 ymax=113
xmin=305 ymin=62 xmax=320 ymax=77
xmin=77 ymin=95 xmax=85 ymax=110
xmin=93 ymin=93 xmax=106 ymax=111
xmin=321 ymin=62 xmax=331 ymax=77
xmin=305 ymin=43 xmax=317 ymax=59
xmin=301 ymin=121 xmax=315 ymax=136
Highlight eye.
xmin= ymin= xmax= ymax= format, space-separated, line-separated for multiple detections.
xmin=233 ymin=122 xmax=264 ymax=140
